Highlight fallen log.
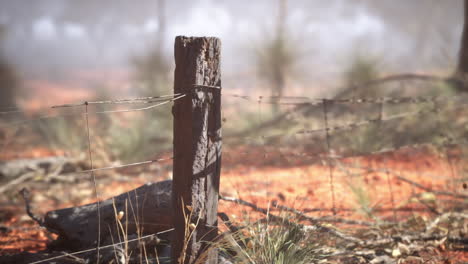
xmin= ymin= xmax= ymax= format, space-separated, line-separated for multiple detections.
xmin=42 ymin=180 xmax=173 ymax=250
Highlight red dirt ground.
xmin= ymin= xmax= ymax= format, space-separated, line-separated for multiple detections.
xmin=0 ymin=146 xmax=467 ymax=263
xmin=0 ymin=81 xmax=466 ymax=262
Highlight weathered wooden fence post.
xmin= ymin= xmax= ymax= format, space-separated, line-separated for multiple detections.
xmin=172 ymin=36 xmax=222 ymax=264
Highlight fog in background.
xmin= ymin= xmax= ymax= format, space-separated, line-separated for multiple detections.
xmin=0 ymin=0 xmax=464 ymax=97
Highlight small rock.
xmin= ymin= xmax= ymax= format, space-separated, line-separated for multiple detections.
xmin=370 ymin=255 xmax=396 ymax=264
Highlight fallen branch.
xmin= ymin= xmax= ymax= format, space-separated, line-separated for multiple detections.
xmin=0 ymin=171 xmax=35 ymax=195
xmin=270 ymin=201 xmax=374 ymax=226
xmin=333 ymin=161 xmax=468 ymax=200
xmin=395 ymin=175 xmax=468 ymax=199
xmin=425 ymin=212 xmax=468 ymax=234
xmin=219 ymin=195 xmax=363 ymax=243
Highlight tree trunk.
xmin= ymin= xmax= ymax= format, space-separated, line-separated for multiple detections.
xmin=456 ymin=0 xmax=468 ymax=90
xmin=172 ymin=36 xmax=222 ymax=264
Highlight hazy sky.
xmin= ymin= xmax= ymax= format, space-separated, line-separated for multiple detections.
xmin=0 ymin=0 xmax=464 ymax=88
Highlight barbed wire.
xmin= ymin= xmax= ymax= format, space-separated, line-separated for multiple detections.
xmin=224 ymin=134 xmax=468 ymax=170
xmin=93 ymin=93 xmax=185 ymax=114
xmin=229 ymin=100 xmax=467 ymax=144
xmin=223 ymin=93 xmax=456 ymax=106
xmin=0 ymin=94 xmax=186 ymax=129
xmin=222 ymin=91 xmax=466 ymax=219
xmin=3 ymin=79 xmax=466 ymax=259
xmin=223 ymin=87 xmax=467 ymax=220
xmin=1 ymin=85 xmax=463 ymax=187
xmin=0 ymin=93 xmax=183 ymax=116
xmin=3 ymin=76 xmax=465 ymax=259
xmin=51 ymin=93 xmax=183 ymax=109
xmin=74 ymin=157 xmax=173 ymax=175
xmin=0 ymin=90 xmax=460 ymax=117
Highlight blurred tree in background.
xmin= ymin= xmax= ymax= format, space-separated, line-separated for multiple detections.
xmin=132 ymin=0 xmax=170 ymax=96
xmin=132 ymin=47 xmax=170 ymax=96
xmin=456 ymin=0 xmax=468 ymax=91
xmin=0 ymin=25 xmax=19 ymax=109
xmin=255 ymin=0 xmax=299 ymax=112
xmin=365 ymin=0 xmax=460 ymax=70
xmin=341 ymin=53 xmax=381 ymax=98
xmin=108 ymin=0 xmax=173 ymax=162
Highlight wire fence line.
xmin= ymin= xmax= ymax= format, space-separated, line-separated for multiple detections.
xmin=0 ymin=90 xmax=195 ymax=181
xmin=58 ymin=157 xmax=174 ymax=176
xmin=0 ymin=94 xmax=186 ymax=129
xmin=224 ymin=140 xmax=455 ymax=166
xmin=1 ymin=89 xmax=465 ymax=169
xmin=5 ymin=90 xmax=455 ymax=157
xmin=223 ymin=93 xmax=460 ymax=105
xmin=221 ymin=88 xmax=467 ymax=216
xmin=51 ymin=93 xmax=184 ymax=108
xmin=0 ymin=93 xmax=183 ymax=116
xmin=1 ymin=85 xmax=466 ymax=220
xmin=224 ymin=133 xmax=468 ymax=181
xmin=1 ymin=64 xmax=465 ymax=261
xmin=226 ymin=100 xmax=467 ymax=144
xmin=0 ymin=83 xmax=217 ymax=115
xmin=0 ymin=92 xmax=462 ymax=128
xmin=0 ymin=91 xmax=460 ymax=116
xmin=0 ymin=87 xmax=466 ymax=264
